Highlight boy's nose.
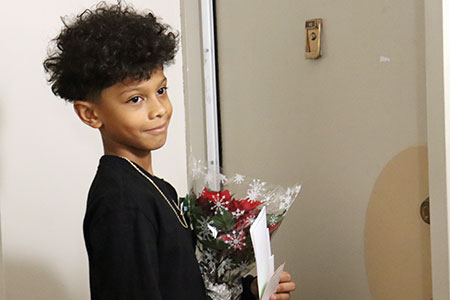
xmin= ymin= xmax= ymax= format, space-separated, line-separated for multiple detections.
xmin=148 ymin=98 xmax=167 ymax=119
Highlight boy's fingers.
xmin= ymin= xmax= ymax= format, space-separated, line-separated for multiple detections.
xmin=271 ymin=293 xmax=291 ymax=300
xmin=279 ymin=271 xmax=292 ymax=282
xmin=277 ymin=281 xmax=296 ymax=293
xmin=272 ymin=271 xmax=295 ymax=300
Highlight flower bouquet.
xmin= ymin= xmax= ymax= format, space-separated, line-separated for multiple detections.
xmin=184 ymin=160 xmax=301 ymax=300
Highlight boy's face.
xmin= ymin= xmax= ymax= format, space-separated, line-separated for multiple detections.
xmin=93 ymin=68 xmax=173 ymax=155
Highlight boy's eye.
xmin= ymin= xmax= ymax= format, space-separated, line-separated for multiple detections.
xmin=128 ymin=96 xmax=144 ymax=103
xmin=157 ymin=87 xmax=168 ymax=96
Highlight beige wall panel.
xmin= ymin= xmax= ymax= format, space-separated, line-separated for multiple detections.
xmin=365 ymin=146 xmax=431 ymax=300
xmin=215 ymin=0 xmax=426 ymax=298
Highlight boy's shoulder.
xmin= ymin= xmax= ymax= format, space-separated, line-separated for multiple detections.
xmin=86 ymin=155 xmax=147 ymax=212
xmin=85 ymin=155 xmax=176 ymax=215
xmin=83 ymin=155 xmax=159 ymax=234
xmin=89 ymin=155 xmax=124 ymax=188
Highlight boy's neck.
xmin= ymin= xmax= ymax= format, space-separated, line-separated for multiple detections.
xmin=105 ymin=148 xmax=154 ymax=175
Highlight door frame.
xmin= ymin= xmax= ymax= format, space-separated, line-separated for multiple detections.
xmin=199 ymin=0 xmax=221 ymax=190
xmin=425 ymin=0 xmax=450 ymax=298
xmin=180 ymin=0 xmax=220 ymax=189
xmin=181 ymin=0 xmax=450 ymax=298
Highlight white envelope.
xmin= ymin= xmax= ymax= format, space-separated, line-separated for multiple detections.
xmin=261 ymin=262 xmax=285 ymax=300
xmin=250 ymin=207 xmax=285 ymax=299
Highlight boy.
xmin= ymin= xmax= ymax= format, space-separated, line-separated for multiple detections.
xmin=44 ymin=2 xmax=295 ymax=299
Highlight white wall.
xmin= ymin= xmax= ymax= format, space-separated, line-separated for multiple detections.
xmin=0 ymin=1 xmax=186 ymax=299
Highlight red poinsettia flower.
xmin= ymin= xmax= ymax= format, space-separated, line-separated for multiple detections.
xmin=227 ymin=198 xmax=262 ymax=215
xmin=220 ymin=231 xmax=247 ymax=250
xmin=234 ymin=209 xmax=259 ymax=232
xmin=200 ymin=188 xmax=235 ymax=213
xmin=226 ymin=200 xmax=242 ymax=215
xmin=201 ymin=188 xmax=232 ymax=204
xmin=238 ymin=198 xmax=262 ymax=211
xmin=268 ymin=222 xmax=281 ymax=233
xmin=199 ymin=188 xmax=263 ymax=217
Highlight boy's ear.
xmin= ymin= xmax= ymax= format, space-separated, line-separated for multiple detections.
xmin=73 ymin=101 xmax=103 ymax=129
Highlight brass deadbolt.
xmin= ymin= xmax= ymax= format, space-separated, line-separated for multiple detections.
xmin=305 ymin=18 xmax=322 ymax=59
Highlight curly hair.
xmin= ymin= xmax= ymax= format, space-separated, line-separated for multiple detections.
xmin=43 ymin=1 xmax=179 ymax=102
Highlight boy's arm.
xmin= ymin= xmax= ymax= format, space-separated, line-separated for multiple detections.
xmin=86 ymin=208 xmax=162 ymax=300
xmin=241 ymin=275 xmax=258 ymax=300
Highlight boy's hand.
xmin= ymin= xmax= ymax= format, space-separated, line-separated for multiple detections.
xmin=270 ymin=271 xmax=296 ymax=300
xmin=250 ymin=271 xmax=296 ymax=300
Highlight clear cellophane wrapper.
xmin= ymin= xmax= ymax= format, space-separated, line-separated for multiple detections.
xmin=184 ymin=159 xmax=301 ymax=300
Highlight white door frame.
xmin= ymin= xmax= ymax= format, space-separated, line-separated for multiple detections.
xmin=425 ymin=0 xmax=450 ymax=298
xmin=200 ymin=0 xmax=221 ymax=190
xmin=186 ymin=0 xmax=450 ymax=298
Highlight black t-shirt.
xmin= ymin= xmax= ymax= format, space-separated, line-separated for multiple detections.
xmin=83 ymin=155 xmax=208 ymax=300
xmin=84 ymin=155 xmax=257 ymax=300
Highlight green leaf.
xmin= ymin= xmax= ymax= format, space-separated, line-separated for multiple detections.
xmin=210 ymin=209 xmax=236 ymax=231
xmin=201 ymin=238 xmax=229 ymax=250
xmin=266 ymin=213 xmax=283 ymax=226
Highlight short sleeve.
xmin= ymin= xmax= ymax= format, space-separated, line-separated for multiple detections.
xmin=86 ymin=209 xmax=162 ymax=300
xmin=241 ymin=275 xmax=257 ymax=300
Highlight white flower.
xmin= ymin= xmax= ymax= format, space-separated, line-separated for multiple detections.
xmin=207 ymin=224 xmax=218 ymax=238
xmin=211 ymin=193 xmax=230 ymax=214
xmin=219 ymin=174 xmax=228 ymax=184
xmin=232 ymin=208 xmax=245 ymax=218
xmin=263 ymin=194 xmax=273 ymax=203
xmin=247 ymin=179 xmax=266 ymax=201
xmin=202 ymin=248 xmax=217 ymax=271
xmin=233 ymin=174 xmax=245 ymax=184
xmin=222 ymin=231 xmax=246 ymax=250
xmin=203 ymin=248 xmax=215 ymax=264
xmin=191 ymin=159 xmax=205 ymax=178
xmin=268 ymin=214 xmax=278 ymax=226
xmin=217 ymin=258 xmax=233 ymax=277
xmin=197 ymin=216 xmax=213 ymax=239
xmin=279 ymin=188 xmax=294 ymax=210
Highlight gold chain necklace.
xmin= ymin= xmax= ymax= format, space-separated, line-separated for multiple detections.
xmin=121 ymin=157 xmax=189 ymax=229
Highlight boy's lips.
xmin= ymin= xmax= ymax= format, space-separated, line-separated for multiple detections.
xmin=145 ymin=123 xmax=168 ymax=134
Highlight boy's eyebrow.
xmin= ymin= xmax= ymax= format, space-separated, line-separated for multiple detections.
xmin=119 ymin=76 xmax=168 ymax=95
